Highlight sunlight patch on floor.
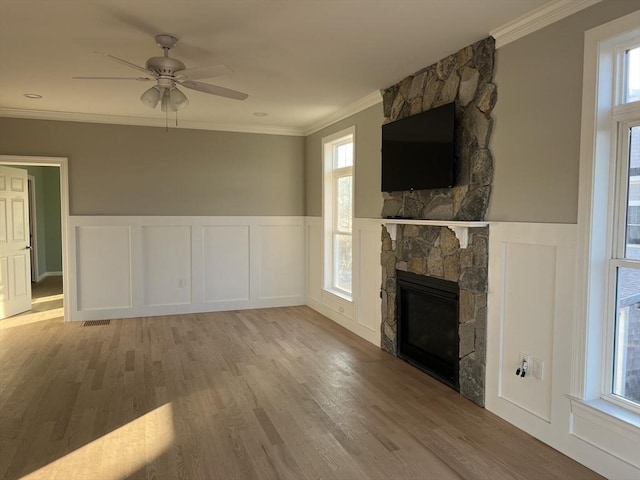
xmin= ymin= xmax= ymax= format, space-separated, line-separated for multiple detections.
xmin=22 ymin=403 xmax=176 ymax=480
xmin=0 ymin=308 xmax=64 ymax=330
xmin=32 ymin=293 xmax=64 ymax=304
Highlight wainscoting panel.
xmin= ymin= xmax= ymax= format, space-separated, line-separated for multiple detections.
xmin=141 ymin=226 xmax=192 ymax=307
xmin=306 ymin=221 xmax=323 ymax=305
xmin=500 ymin=242 xmax=556 ymax=421
xmin=356 ymin=221 xmax=383 ymax=334
xmin=570 ymin=399 xmax=640 ymax=469
xmin=202 ymin=225 xmax=250 ymax=303
xmin=487 ymin=223 xmax=575 ymax=426
xmin=258 ymin=225 xmax=304 ymax=300
xmin=305 ymin=217 xmax=381 ymax=346
xmin=483 ymin=222 xmax=639 ymax=477
xmin=75 ymin=225 xmax=131 ymax=311
xmin=68 ymin=217 xmax=304 ymax=321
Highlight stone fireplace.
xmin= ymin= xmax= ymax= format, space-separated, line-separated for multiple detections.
xmin=382 ymin=223 xmax=488 ymax=405
xmin=379 ymin=37 xmax=495 ymax=407
xmin=397 ymin=270 xmax=460 ymax=390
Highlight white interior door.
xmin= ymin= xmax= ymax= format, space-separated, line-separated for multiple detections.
xmin=0 ymin=166 xmax=32 ymax=319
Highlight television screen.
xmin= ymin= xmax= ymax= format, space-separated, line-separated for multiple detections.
xmin=381 ymin=102 xmax=456 ymax=192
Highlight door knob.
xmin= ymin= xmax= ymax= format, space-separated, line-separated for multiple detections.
xmin=24 ymin=245 xmax=32 ymax=250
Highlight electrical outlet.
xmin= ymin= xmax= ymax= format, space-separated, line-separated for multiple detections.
xmin=532 ymin=357 xmax=544 ymax=380
xmin=518 ymin=352 xmax=530 ymax=377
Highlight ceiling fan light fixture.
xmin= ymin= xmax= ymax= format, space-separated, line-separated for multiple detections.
xmin=169 ymin=87 xmax=189 ymax=111
xmin=140 ymin=85 xmax=162 ymax=108
xmin=161 ymin=89 xmax=177 ymax=112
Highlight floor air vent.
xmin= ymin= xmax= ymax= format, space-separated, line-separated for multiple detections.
xmin=83 ymin=320 xmax=111 ymax=327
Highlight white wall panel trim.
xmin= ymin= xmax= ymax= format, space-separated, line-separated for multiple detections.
xmin=68 ymin=216 xmax=305 ymax=321
xmin=486 ymin=222 xmax=639 ymax=479
xmin=569 ymin=398 xmax=640 ymax=468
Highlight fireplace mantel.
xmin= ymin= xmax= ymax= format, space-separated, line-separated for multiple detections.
xmin=382 ymin=219 xmax=489 ymax=248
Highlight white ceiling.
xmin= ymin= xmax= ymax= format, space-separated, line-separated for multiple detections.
xmin=0 ymin=0 xmax=552 ymax=135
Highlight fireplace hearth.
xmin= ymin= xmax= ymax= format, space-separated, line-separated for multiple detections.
xmin=397 ymin=271 xmax=459 ymax=390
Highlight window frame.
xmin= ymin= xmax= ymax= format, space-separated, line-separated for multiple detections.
xmin=604 ymin=117 xmax=640 ymax=413
xmin=573 ymin=12 xmax=640 ymax=420
xmin=322 ymin=126 xmax=355 ymax=300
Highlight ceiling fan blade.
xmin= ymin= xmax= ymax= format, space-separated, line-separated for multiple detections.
xmin=104 ymin=54 xmax=155 ymax=76
xmin=178 ymin=80 xmax=248 ymax=100
xmin=177 ymin=65 xmax=234 ymax=81
xmin=73 ymin=76 xmax=153 ymax=81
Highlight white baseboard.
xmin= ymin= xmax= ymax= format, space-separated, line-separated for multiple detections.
xmin=36 ymin=271 xmax=62 ymax=282
xmin=306 ymin=297 xmax=379 ymax=346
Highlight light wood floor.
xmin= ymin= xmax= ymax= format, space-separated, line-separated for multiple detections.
xmin=1 ymin=290 xmax=602 ymax=479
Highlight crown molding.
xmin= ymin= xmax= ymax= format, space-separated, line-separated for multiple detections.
xmin=491 ymin=0 xmax=602 ymax=49
xmin=303 ymin=90 xmax=383 ymax=136
xmin=0 ymin=107 xmax=305 ymax=137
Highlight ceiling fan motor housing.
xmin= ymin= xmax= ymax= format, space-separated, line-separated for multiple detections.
xmin=145 ymin=56 xmax=186 ymax=77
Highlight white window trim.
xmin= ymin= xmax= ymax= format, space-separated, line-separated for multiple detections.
xmin=572 ymin=9 xmax=640 ymax=430
xmin=322 ymin=126 xmax=355 ymax=300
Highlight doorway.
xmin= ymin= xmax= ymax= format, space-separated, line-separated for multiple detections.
xmin=0 ymin=156 xmax=69 ymax=322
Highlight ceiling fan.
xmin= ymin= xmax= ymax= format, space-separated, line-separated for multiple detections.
xmin=74 ymin=34 xmax=248 ymax=112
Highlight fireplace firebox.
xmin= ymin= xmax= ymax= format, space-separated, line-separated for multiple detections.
xmin=397 ymin=271 xmax=459 ymax=390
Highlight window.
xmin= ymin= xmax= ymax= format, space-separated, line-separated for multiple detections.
xmin=323 ymin=127 xmax=355 ymax=298
xmin=625 ymin=46 xmax=640 ymax=103
xmin=575 ymin=15 xmax=640 ymax=416
xmin=611 ymin=121 xmax=640 ymax=406
xmin=608 ymin=45 xmax=640 ymax=409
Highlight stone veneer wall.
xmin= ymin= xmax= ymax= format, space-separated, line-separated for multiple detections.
xmin=381 ymin=37 xmax=496 ymax=220
xmin=380 ymin=37 xmax=496 ymax=406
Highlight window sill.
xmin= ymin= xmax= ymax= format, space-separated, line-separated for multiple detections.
xmin=323 ymin=288 xmax=352 ymax=303
xmin=568 ymin=396 xmax=640 ymax=468
xmin=569 ymin=396 xmax=640 ymax=428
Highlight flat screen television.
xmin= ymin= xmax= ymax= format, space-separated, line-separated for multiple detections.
xmin=381 ymin=102 xmax=456 ymax=192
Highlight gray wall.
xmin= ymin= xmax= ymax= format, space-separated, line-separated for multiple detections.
xmin=0 ymin=118 xmax=305 ymax=216
xmin=488 ymin=0 xmax=639 ymax=223
xmin=4 ymin=1 xmax=638 ymax=223
xmin=305 ymin=103 xmax=384 ymax=218
xmin=305 ymin=1 xmax=639 ymax=224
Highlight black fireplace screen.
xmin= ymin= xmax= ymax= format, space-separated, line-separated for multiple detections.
xmin=397 ymin=271 xmax=459 ymax=390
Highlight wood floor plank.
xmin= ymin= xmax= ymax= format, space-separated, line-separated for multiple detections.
xmin=0 ymin=278 xmax=604 ymax=479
